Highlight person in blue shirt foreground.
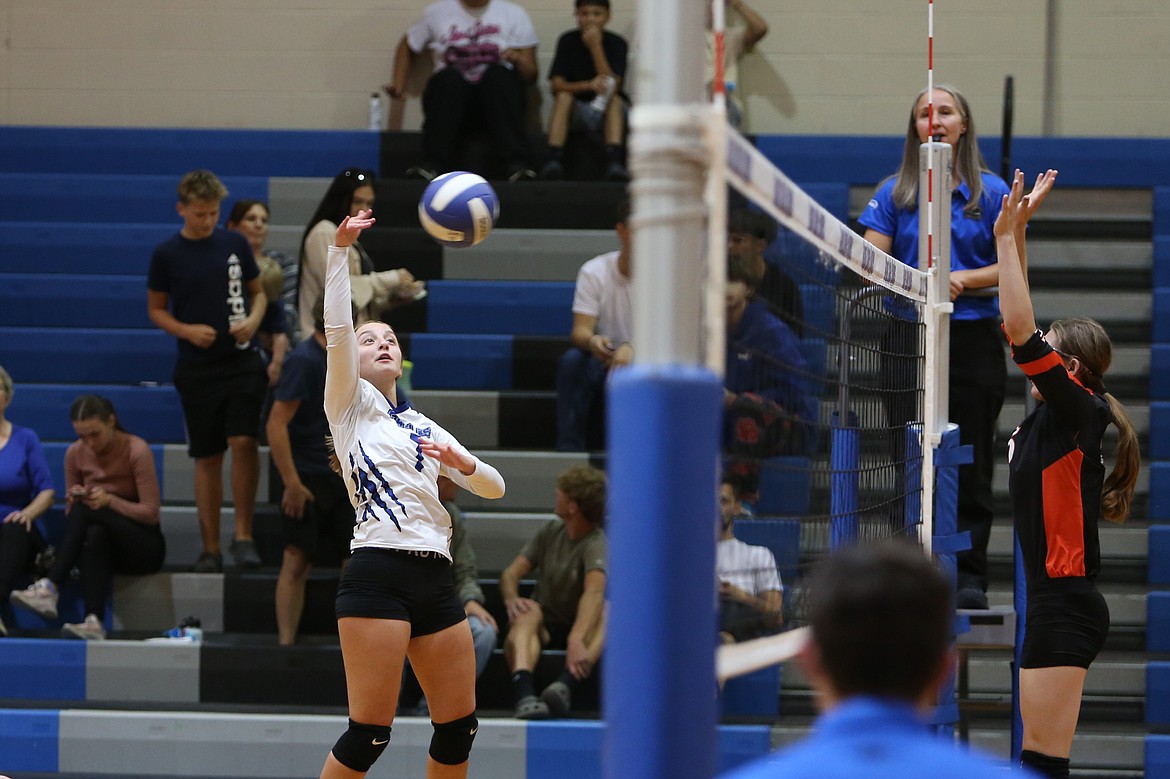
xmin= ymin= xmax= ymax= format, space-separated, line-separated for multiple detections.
xmin=722 ymin=541 xmax=1036 ymax=778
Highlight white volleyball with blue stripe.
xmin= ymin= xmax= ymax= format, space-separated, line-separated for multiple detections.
xmin=418 ymin=171 xmax=499 ymax=248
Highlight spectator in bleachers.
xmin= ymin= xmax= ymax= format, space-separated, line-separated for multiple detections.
xmin=266 ymin=297 xmax=354 ymax=646
xmin=717 ymin=474 xmax=782 ymax=644
xmin=387 ymin=0 xmax=539 ymax=182
xmin=539 ymin=0 xmax=629 ymax=182
xmin=146 ymin=169 xmax=267 ymax=573
xmin=11 ymin=396 xmax=164 ymax=641
xmin=399 ymin=475 xmax=499 ymax=714
xmin=728 ymin=207 xmax=803 ymax=337
xmin=555 ymin=197 xmax=631 ymax=451
xmin=859 ymin=85 xmax=1010 ymax=610
xmin=706 ymin=0 xmax=769 ymax=129
xmin=227 ymin=198 xmax=300 ymax=346
xmin=501 ymin=465 xmax=607 ymax=720
xmin=0 ymin=364 xmax=55 ymax=638
xmin=723 ymin=252 xmax=812 ymax=487
xmin=722 ymin=541 xmax=1018 ymax=779
xmin=295 ymin=168 xmax=422 ymax=340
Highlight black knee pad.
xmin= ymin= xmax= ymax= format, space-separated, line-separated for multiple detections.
xmin=331 ymin=718 xmax=391 ymax=772
xmin=429 ymin=712 xmax=478 ymax=766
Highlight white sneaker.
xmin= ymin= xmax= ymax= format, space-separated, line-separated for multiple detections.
xmin=10 ymin=577 xmax=59 ymax=619
xmin=62 ymin=614 xmax=106 ymax=641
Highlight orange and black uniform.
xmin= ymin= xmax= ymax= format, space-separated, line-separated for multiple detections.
xmin=1008 ymin=330 xmax=1111 ymax=668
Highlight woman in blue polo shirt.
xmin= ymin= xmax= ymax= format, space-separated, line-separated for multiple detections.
xmin=858 ymin=84 xmax=1010 ymax=610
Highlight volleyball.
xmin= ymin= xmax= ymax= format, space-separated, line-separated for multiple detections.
xmin=418 ymin=171 xmax=499 ymax=248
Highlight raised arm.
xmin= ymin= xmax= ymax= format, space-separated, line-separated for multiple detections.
xmin=322 ymin=211 xmax=376 ymax=423
xmin=994 ymin=169 xmax=1057 ymax=346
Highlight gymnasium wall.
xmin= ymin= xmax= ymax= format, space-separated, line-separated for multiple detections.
xmin=0 ymin=0 xmax=1167 ymax=138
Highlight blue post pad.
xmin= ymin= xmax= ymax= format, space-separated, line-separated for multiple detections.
xmin=0 ymin=639 xmax=86 ymax=700
xmin=1148 ymin=462 xmax=1170 ymax=520
xmin=0 ymin=708 xmax=59 ymax=771
xmin=1152 ymin=346 xmax=1170 ymax=402
xmin=1147 ymin=662 xmax=1170 ymax=724
xmin=1149 ymin=593 xmax=1170 ymax=652
xmin=1146 ymin=734 xmax=1170 ymax=779
xmin=605 ymin=366 xmax=723 ymax=779
xmin=1151 ymin=525 xmax=1170 ymax=585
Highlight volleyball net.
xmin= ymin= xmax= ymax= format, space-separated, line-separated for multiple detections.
xmin=712 ymin=124 xmax=948 ymax=683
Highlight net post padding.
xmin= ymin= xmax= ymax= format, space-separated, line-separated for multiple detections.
xmin=605 ymin=367 xmax=723 ymax=778
xmin=919 ymin=141 xmax=953 ymax=555
xmin=723 ymin=127 xmax=928 ymax=302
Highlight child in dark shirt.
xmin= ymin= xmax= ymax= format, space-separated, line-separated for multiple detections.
xmin=540 ymin=0 xmax=629 ymax=182
xmin=146 ymin=169 xmax=268 ymax=573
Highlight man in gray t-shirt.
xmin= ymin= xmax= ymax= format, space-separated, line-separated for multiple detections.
xmin=501 ymin=465 xmax=607 ymax=720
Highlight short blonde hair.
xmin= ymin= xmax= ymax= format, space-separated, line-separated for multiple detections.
xmin=0 ymin=363 xmax=12 ymax=401
xmin=177 ymin=169 xmax=228 ymax=205
xmin=557 ymin=465 xmax=607 ymax=526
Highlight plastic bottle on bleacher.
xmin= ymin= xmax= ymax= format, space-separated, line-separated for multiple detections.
xmin=368 ymin=92 xmax=384 ymax=131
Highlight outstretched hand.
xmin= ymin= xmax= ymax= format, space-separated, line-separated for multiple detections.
xmin=335 ymin=209 xmax=376 ymax=248
xmin=994 ymin=168 xmax=1058 ymax=240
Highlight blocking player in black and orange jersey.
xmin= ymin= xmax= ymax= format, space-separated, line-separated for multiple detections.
xmin=995 ymin=169 xmax=1140 ymax=779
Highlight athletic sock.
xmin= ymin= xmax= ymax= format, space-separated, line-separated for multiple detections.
xmin=1020 ymin=750 xmax=1070 ymax=778
xmin=512 ymin=669 xmax=537 ymax=703
xmin=556 ymin=668 xmax=579 ymax=691
xmin=605 ymin=144 xmax=623 ymax=164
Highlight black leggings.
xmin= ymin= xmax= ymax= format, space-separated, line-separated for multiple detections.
xmin=0 ymin=521 xmax=39 ymax=596
xmin=48 ymin=506 xmax=166 ymax=618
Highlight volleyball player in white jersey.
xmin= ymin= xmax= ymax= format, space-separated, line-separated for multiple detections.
xmin=318 ymin=210 xmax=505 ymax=779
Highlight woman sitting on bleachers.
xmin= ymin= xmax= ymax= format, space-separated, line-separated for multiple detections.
xmin=10 ymin=395 xmax=164 ymax=640
xmin=295 ymin=167 xmax=423 ymax=338
xmin=0 ymin=364 xmax=56 ymax=637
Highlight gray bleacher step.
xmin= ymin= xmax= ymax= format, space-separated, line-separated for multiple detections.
xmin=1001 ymin=344 xmax=1148 ymax=379
xmin=999 ymin=400 xmax=1149 ymax=438
xmin=987 ymin=521 xmax=1148 ymax=560
xmin=266 ymin=176 xmax=331 ymax=230
xmin=1026 ymin=239 xmax=1151 ymax=271
xmin=987 ymin=585 xmax=1148 ymax=626
xmin=462 ymin=511 xmax=557 ymax=572
xmin=968 ymin=721 xmax=1146 ymax=771
xmin=848 ymin=186 xmax=1152 ymax=223
xmin=1030 ymin=289 xmax=1149 ymax=325
xmin=993 ymin=461 xmax=1150 ymax=499
xmin=963 ymin=650 xmax=1148 ymax=697
xmin=447 ymin=228 xmax=616 ymax=281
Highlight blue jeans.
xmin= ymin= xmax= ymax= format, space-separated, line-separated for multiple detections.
xmin=468 ymin=614 xmax=498 ymax=678
xmin=555 ymin=347 xmax=608 ymax=451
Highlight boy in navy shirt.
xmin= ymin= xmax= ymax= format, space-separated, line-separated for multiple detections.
xmin=147 ymin=169 xmax=268 ymax=572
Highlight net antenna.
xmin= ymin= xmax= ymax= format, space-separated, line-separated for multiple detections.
xmin=919 ymin=0 xmax=953 ymax=555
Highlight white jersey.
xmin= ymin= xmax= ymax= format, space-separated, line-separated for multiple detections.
xmin=716 ymin=538 xmax=783 ymax=597
xmin=571 ymin=250 xmax=632 ymax=344
xmin=407 ymin=0 xmax=538 ymax=84
xmin=323 ymin=245 xmax=504 ymax=559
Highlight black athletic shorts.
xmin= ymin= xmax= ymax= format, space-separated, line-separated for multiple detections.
xmin=335 ymin=547 xmax=465 ymax=637
xmin=173 ymin=350 xmax=267 ymax=458
xmin=1020 ymin=581 xmax=1110 ymax=669
xmin=282 ymin=471 xmax=354 ymax=565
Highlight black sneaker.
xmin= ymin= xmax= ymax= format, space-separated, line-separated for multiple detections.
xmin=406 ymin=163 xmax=438 ymax=182
xmin=956 ymin=587 xmax=989 ymax=610
xmin=229 ymin=539 xmax=262 ymax=569
xmin=192 ymin=552 xmax=223 ymax=573
xmin=603 ymin=161 xmax=630 ymax=182
xmin=506 ymin=165 xmax=536 ymax=183
xmin=539 ymin=160 xmax=564 ymax=180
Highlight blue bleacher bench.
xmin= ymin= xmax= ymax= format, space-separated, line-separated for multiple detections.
xmin=425 ymin=280 xmax=574 ymax=337
xmin=0 ymin=273 xmax=151 ymax=328
xmin=0 ymin=327 xmax=173 ymax=384
xmin=0 ymin=222 xmax=174 ymax=275
xmin=10 ymin=383 xmax=185 ymax=445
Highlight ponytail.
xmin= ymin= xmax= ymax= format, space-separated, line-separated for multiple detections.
xmin=1101 ymin=392 xmax=1140 ymax=523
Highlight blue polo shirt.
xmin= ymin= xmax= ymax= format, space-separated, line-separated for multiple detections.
xmin=721 ymin=696 xmax=1032 ymax=778
xmin=858 ymin=171 xmax=1010 ymax=321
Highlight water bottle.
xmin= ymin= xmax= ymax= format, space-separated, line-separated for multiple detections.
xmin=581 ymin=75 xmax=616 ymax=131
xmin=588 ymin=75 xmax=617 ymax=114
xmin=368 ymin=92 xmax=384 ymax=132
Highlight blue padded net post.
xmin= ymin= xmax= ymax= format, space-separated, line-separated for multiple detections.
xmin=829 ymin=410 xmax=859 ymax=549
xmin=603 ymin=366 xmax=723 ymax=779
